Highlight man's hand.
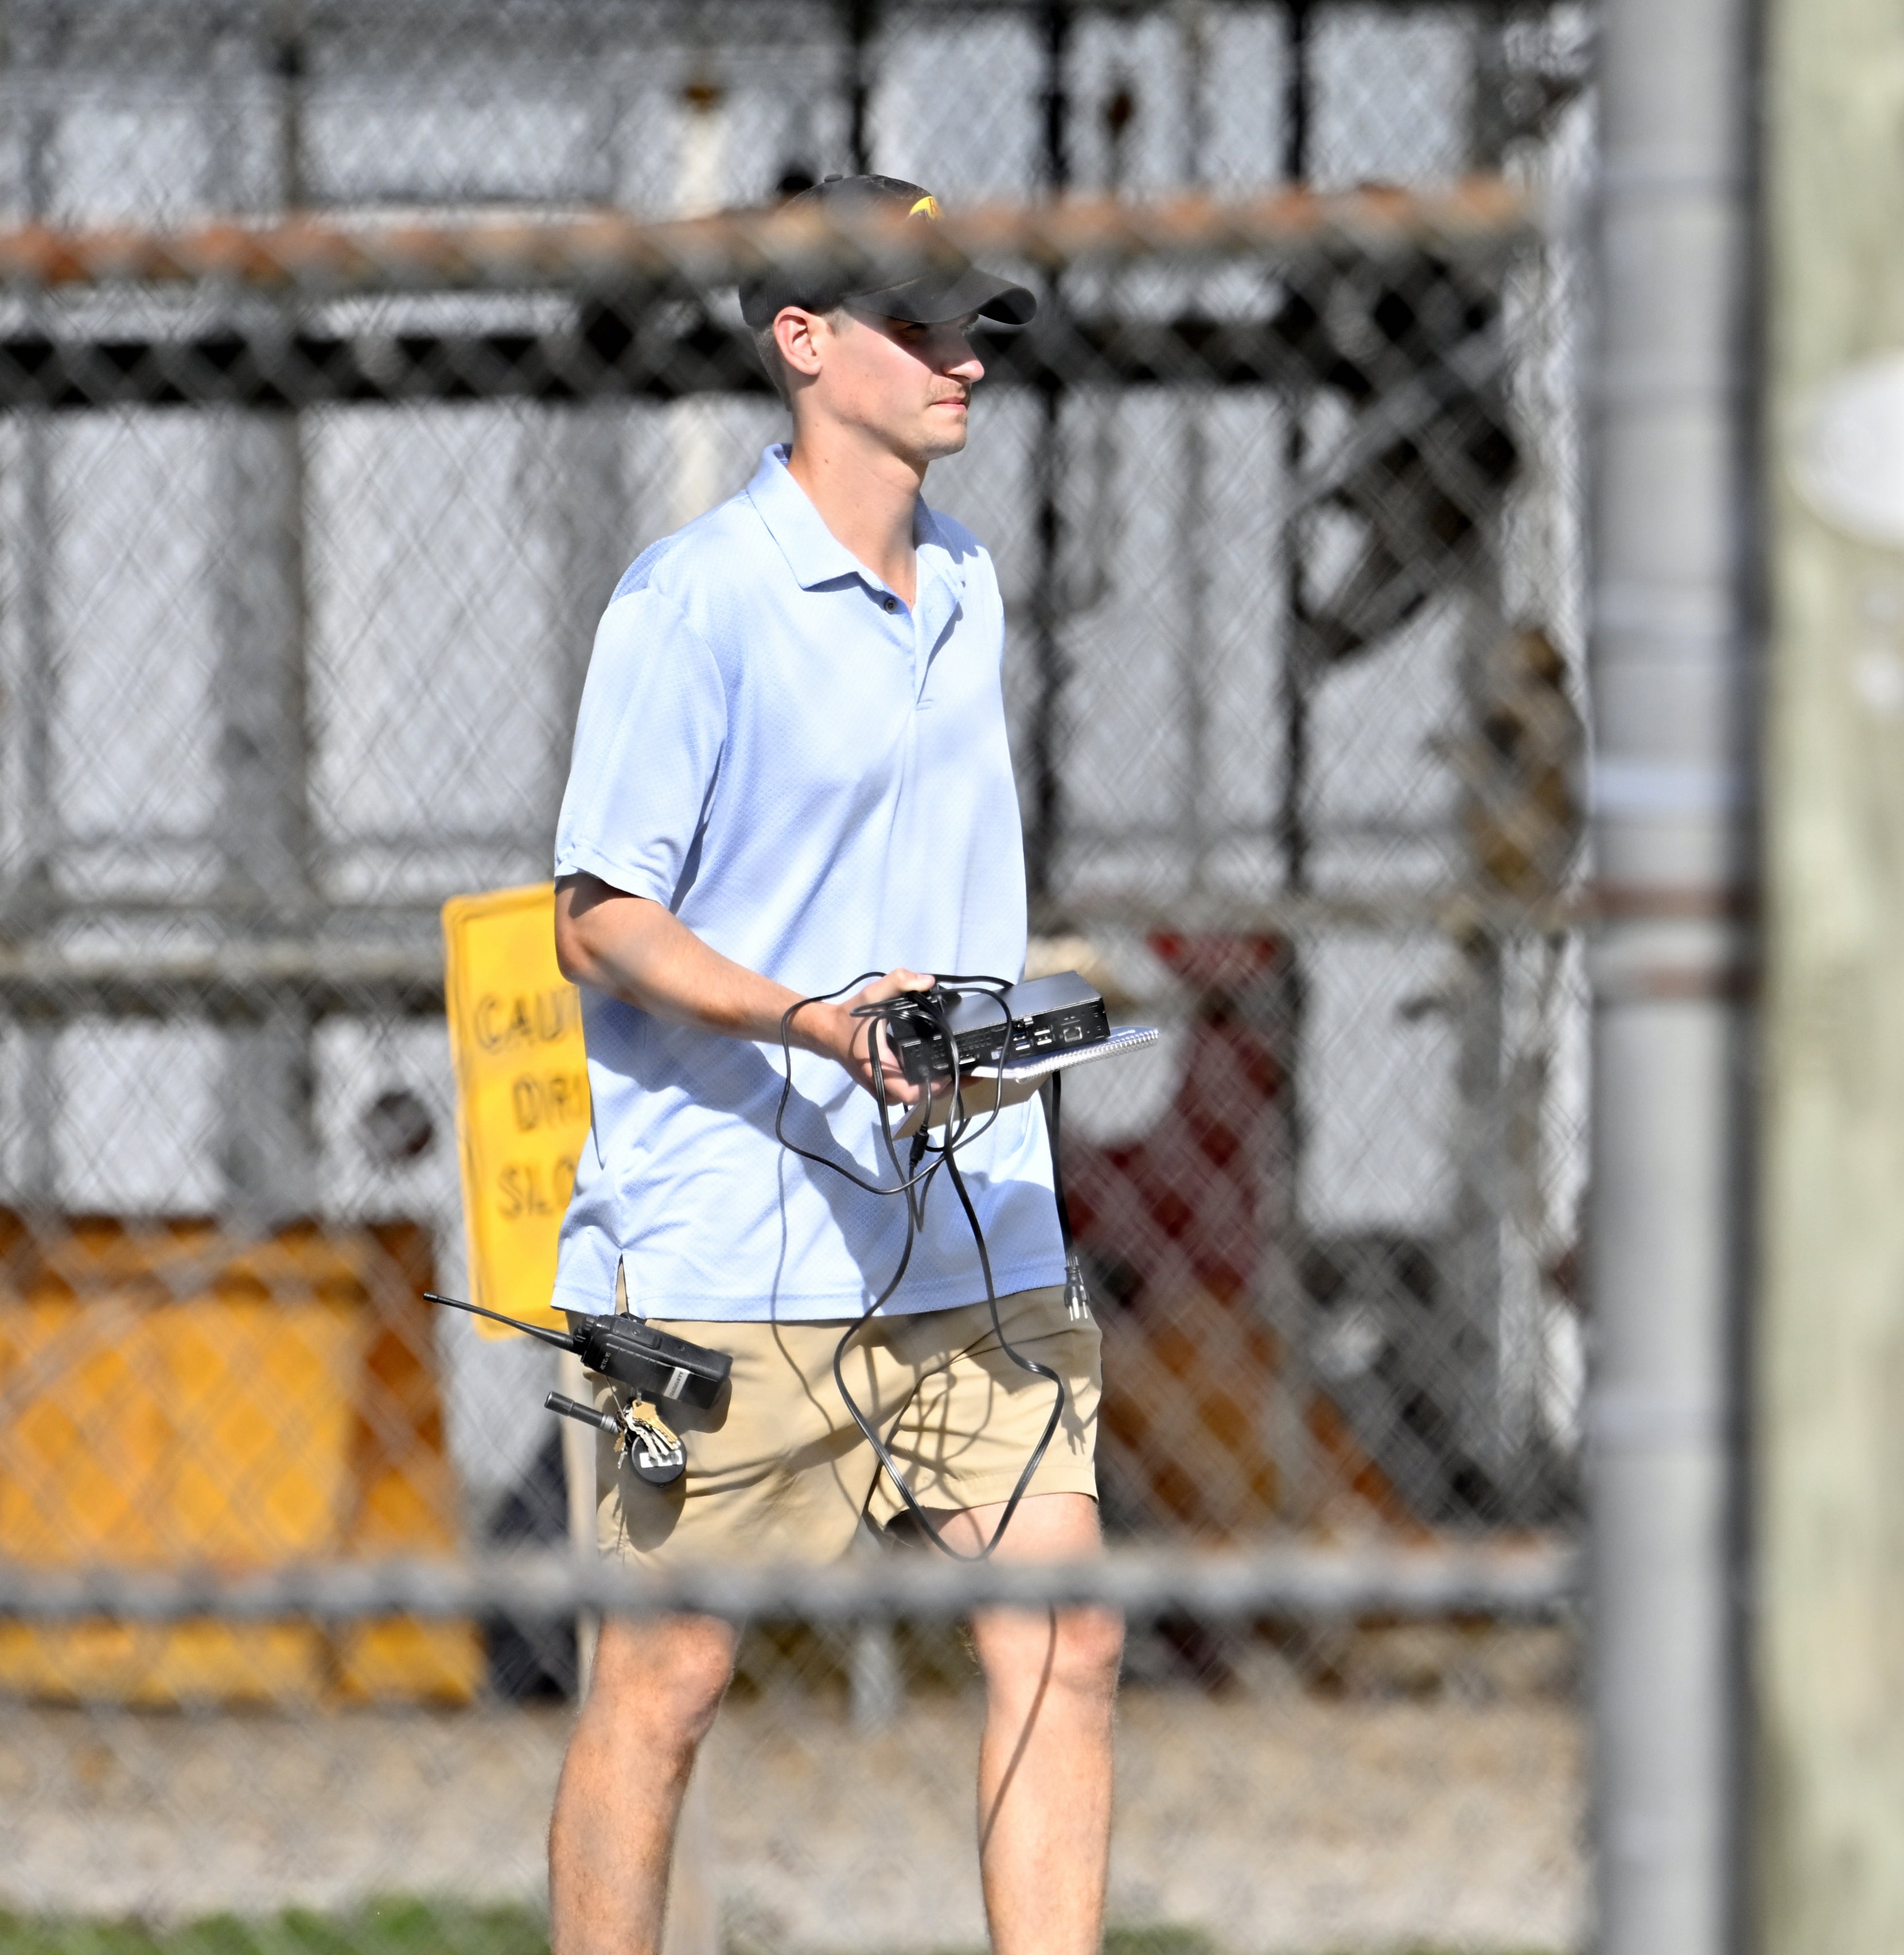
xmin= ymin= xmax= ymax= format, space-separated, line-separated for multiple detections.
xmin=554 ymin=877 xmax=935 ymax=1105
xmin=803 ymin=968 xmax=935 ymax=1107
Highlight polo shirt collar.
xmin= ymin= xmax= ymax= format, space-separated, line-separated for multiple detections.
xmin=746 ymin=445 xmax=968 ymax=612
xmin=747 ymin=445 xmax=862 ymax=590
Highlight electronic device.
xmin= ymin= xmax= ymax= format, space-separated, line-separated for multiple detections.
xmin=886 ymin=971 xmax=1112 ymax=1085
xmin=776 ymin=965 xmax=1167 ymax=1561
xmin=424 ymin=1291 xmax=731 ymax=1408
xmin=427 ymin=1291 xmax=716 ymax=1489
xmin=889 ymin=1022 xmax=1160 ymax=1138
xmin=423 ymin=964 xmax=1145 ymax=1559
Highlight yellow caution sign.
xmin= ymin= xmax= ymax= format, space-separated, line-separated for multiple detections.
xmin=442 ymin=882 xmax=590 ymax=1337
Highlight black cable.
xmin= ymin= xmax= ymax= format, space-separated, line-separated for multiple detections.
xmin=1045 ymin=1069 xmax=1073 ymax=1259
xmin=776 ymin=978 xmax=1068 ymax=1561
xmin=1043 ymin=1068 xmax=1091 ymax=1319
xmin=774 ymin=974 xmax=996 ymax=1202
xmin=848 ymin=983 xmax=1061 ymax=1559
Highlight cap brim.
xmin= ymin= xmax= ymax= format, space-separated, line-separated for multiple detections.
xmin=851 ymin=264 xmax=1038 ymax=328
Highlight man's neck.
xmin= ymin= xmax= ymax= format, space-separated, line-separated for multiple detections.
xmin=784 ymin=425 xmax=924 ymax=607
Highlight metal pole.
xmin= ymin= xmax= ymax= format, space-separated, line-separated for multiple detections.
xmin=1453 ymin=0 xmax=1520 ymax=1511
xmin=1264 ymin=0 xmax=1318 ymax=1525
xmin=1177 ymin=5 xmax=1209 ymax=893
xmin=1448 ymin=730 xmax=1510 ymax=1518
xmin=216 ymin=3 xmax=317 ymax=1230
xmin=1759 ymin=0 xmax=1904 ymax=1942
xmin=10 ymin=29 xmax=59 ymax=1209
xmin=1587 ymin=0 xmax=1755 ymax=1946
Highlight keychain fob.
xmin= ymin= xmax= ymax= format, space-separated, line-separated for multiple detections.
xmin=624 ymin=1407 xmax=686 ymax=1487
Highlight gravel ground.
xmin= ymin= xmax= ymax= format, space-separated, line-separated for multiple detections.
xmin=0 ymin=1685 xmax=1584 ymax=1953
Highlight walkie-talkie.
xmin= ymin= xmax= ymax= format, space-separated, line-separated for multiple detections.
xmin=426 ymin=1292 xmax=725 ymax=1490
xmin=424 ymin=1291 xmax=731 ymax=1408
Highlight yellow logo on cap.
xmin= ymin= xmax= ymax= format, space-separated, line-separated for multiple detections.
xmin=909 ymin=194 xmax=942 ymax=220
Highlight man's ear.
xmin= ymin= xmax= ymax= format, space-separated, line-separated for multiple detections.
xmin=773 ymin=306 xmax=827 ymax=383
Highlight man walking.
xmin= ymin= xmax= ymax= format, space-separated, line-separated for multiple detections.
xmin=546 ymin=175 xmax=1120 ymax=1955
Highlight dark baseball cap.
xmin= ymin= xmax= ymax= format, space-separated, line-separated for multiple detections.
xmin=739 ymin=174 xmax=1037 ymax=330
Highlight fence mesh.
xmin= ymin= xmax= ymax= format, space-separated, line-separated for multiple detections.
xmin=0 ymin=3 xmax=1597 ymax=1950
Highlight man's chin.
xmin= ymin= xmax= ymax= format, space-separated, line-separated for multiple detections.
xmin=918 ymin=418 xmax=971 ymax=462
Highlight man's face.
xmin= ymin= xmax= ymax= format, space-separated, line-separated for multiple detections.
xmin=783 ymin=306 xmax=986 ymax=466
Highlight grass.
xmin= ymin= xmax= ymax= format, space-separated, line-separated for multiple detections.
xmin=0 ymin=1905 xmax=1562 ymax=1955
xmin=0 ymin=1903 xmax=548 ymax=1955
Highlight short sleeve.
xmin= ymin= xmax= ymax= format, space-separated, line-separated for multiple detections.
xmin=553 ymin=586 xmax=728 ymax=906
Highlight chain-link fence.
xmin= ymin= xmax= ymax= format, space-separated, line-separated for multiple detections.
xmin=0 ymin=4 xmax=1597 ymax=1950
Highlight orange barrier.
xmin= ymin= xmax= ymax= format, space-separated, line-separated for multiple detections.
xmin=0 ymin=1216 xmax=480 ymax=1704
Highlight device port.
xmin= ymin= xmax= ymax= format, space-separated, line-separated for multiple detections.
xmin=1061 ymin=1025 xmax=1083 ymax=1042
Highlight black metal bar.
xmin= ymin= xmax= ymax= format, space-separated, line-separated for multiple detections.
xmin=1026 ymin=0 xmax=1073 ymax=909
xmin=1279 ymin=0 xmax=1317 ymax=899
xmin=1282 ymin=0 xmax=1313 ymax=184
xmin=844 ymin=0 xmax=877 ymax=172
xmin=1041 ymin=0 xmax=1072 ymax=191
xmin=0 ymin=306 xmax=1502 ymax=408
xmin=1268 ymin=0 xmax=1319 ymax=1525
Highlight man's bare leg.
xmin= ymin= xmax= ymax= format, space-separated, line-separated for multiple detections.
xmin=548 ymin=1612 xmax=736 ymax=1955
xmin=929 ymin=1492 xmax=1123 ymax=1955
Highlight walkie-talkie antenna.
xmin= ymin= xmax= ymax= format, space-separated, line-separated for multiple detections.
xmin=423 ymin=1290 xmax=578 ymax=1353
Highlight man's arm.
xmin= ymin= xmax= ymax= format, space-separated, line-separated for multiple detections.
xmin=553 ymin=872 xmax=925 ymax=1102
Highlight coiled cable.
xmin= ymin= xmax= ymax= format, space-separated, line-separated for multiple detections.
xmin=776 ymin=975 xmax=1066 ymax=1561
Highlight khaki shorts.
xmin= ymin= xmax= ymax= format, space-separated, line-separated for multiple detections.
xmin=587 ymin=1284 xmax=1100 ymax=1568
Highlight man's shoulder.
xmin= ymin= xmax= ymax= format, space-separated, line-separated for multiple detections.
xmin=596 ymin=495 xmax=789 ymax=682
xmin=920 ymin=504 xmax=1003 ymax=624
xmin=922 ymin=501 xmax=990 ymax=567
xmin=608 ymin=496 xmax=772 ymax=614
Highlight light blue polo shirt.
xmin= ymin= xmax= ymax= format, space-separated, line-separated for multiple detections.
xmin=549 ymin=443 xmax=1065 ymax=1322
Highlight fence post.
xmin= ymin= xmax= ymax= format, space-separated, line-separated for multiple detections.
xmin=1759 ymin=0 xmax=1904 ymax=1942
xmin=1587 ymin=0 xmax=1757 ymax=1949
xmin=216 ymin=10 xmax=316 ymax=1229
